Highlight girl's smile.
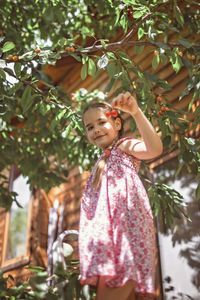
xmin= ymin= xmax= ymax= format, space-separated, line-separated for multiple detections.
xmin=83 ymin=108 xmax=121 ymax=150
xmin=95 ymin=134 xmax=106 ymax=140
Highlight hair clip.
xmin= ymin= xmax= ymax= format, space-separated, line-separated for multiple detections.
xmin=106 ymin=109 xmax=118 ymax=118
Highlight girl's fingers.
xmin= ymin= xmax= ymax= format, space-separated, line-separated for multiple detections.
xmin=119 ymin=92 xmax=132 ymax=105
xmin=112 ymin=92 xmax=136 ymax=109
xmin=112 ymin=98 xmax=118 ymax=107
xmin=112 ymin=94 xmax=124 ymax=107
xmin=118 ymin=93 xmax=124 ymax=103
xmin=124 ymin=91 xmax=131 ymax=101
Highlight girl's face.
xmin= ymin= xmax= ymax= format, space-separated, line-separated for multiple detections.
xmin=83 ymin=108 xmax=121 ymax=150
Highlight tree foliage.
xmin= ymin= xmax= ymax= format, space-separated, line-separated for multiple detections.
xmin=0 ymin=263 xmax=96 ymax=300
xmin=0 ymin=0 xmax=200 ymax=226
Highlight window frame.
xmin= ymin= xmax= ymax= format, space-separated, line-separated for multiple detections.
xmin=1 ymin=165 xmax=32 ymax=272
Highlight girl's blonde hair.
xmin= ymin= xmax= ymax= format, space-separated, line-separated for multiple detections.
xmin=82 ymin=101 xmax=124 ymax=189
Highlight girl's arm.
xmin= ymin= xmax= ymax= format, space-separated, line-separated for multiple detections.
xmin=112 ymin=92 xmax=163 ymax=160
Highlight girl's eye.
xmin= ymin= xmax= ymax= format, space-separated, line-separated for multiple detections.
xmin=87 ymin=126 xmax=93 ymax=131
xmin=99 ymin=121 xmax=106 ymax=125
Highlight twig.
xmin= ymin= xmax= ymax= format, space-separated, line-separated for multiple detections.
xmin=120 ymin=12 xmax=153 ymax=44
xmin=4 ymin=68 xmax=45 ymax=95
xmin=75 ymin=39 xmax=200 ymax=54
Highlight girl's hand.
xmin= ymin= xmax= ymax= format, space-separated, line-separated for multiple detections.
xmin=111 ymin=92 xmax=139 ymax=116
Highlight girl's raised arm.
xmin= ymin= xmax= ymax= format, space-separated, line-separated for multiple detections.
xmin=112 ymin=92 xmax=163 ymax=160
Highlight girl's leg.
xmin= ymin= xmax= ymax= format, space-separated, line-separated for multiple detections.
xmin=96 ymin=276 xmax=135 ymax=300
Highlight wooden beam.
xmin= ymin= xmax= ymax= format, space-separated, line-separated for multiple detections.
xmin=1 ymin=256 xmax=30 ymax=273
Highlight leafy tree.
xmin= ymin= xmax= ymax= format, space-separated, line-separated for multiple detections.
xmin=0 ymin=263 xmax=96 ymax=299
xmin=0 ymin=0 xmax=199 ymax=226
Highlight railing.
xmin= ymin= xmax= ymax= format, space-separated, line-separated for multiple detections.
xmin=52 ymin=229 xmax=79 ymax=273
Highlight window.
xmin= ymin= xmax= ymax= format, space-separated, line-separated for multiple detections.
xmin=1 ymin=167 xmax=32 ymax=270
xmin=153 ymin=156 xmax=200 ymax=299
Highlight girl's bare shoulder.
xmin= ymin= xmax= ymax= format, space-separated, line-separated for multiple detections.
xmin=117 ymin=137 xmax=142 ymax=158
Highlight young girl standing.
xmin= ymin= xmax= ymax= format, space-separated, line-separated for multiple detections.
xmin=79 ymin=92 xmax=163 ymax=300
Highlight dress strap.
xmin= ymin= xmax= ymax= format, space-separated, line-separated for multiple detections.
xmin=115 ymin=137 xmax=142 ymax=173
xmin=115 ymin=137 xmax=135 ymax=147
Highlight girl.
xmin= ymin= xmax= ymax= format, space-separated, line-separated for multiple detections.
xmin=79 ymin=92 xmax=163 ymax=300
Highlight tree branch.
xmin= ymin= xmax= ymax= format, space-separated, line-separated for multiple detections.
xmin=78 ymin=39 xmax=200 ymax=54
xmin=4 ymin=68 xmax=45 ymax=95
xmin=120 ymin=12 xmax=153 ymax=44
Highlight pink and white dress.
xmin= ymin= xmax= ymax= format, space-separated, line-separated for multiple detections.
xmin=79 ymin=138 xmax=156 ymax=298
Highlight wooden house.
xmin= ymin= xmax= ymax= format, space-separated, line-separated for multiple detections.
xmin=0 ymin=30 xmax=199 ymax=299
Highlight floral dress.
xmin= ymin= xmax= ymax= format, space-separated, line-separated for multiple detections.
xmin=79 ymin=138 xmax=156 ymax=298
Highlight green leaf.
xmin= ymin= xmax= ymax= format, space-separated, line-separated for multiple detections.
xmin=120 ymin=14 xmax=128 ymax=33
xmin=69 ymin=52 xmax=81 ymax=62
xmin=196 ymin=183 xmax=200 ymax=201
xmin=44 ymin=7 xmax=54 ymax=22
xmin=0 ymin=59 xmax=6 ymax=68
xmin=160 ymin=54 xmax=168 ymax=65
xmin=134 ymin=45 xmax=144 ymax=55
xmin=106 ymin=52 xmax=115 ymax=60
xmin=100 ymin=40 xmax=107 ymax=49
xmin=8 ymin=81 xmax=23 ymax=94
xmin=39 ymin=102 xmax=48 ymax=116
xmin=138 ymin=27 xmax=144 ymax=40
xmin=144 ymin=72 xmax=158 ymax=82
xmin=114 ymin=9 xmax=120 ymax=27
xmin=58 ymin=37 xmax=67 ymax=47
xmin=170 ymin=54 xmax=182 ymax=73
xmin=178 ymin=39 xmax=193 ymax=49
xmin=20 ymin=86 xmax=32 ymax=112
xmin=174 ymin=5 xmax=184 ymax=27
xmin=14 ymin=62 xmax=21 ymax=77
xmin=88 ymin=58 xmax=96 ymax=77
xmin=182 ymin=150 xmax=194 ymax=162
xmin=60 ymin=0 xmax=68 ymax=7
xmin=81 ymin=63 xmax=87 ymax=80
xmin=163 ymin=135 xmax=171 ymax=147
xmin=0 ymin=35 xmax=5 ymax=44
xmin=2 ymin=41 xmax=15 ymax=53
xmin=194 ymin=104 xmax=200 ymax=117
xmin=100 ymin=39 xmax=109 ymax=50
xmin=159 ymin=121 xmax=168 ymax=138
xmin=185 ymin=137 xmax=195 ymax=146
xmin=133 ymin=11 xmax=144 ymax=19
xmin=64 ymin=122 xmax=73 ymax=137
xmin=104 ymin=78 xmax=115 ymax=93
xmin=0 ymin=68 xmax=6 ymax=80
xmin=81 ymin=54 xmax=89 ymax=64
xmin=174 ymin=162 xmax=184 ymax=178
xmin=28 ymin=266 xmax=45 ymax=273
xmin=56 ymin=109 xmax=66 ymax=121
xmin=23 ymin=95 xmax=36 ymax=113
xmin=97 ymin=54 xmax=109 ymax=69
xmin=157 ymin=80 xmax=171 ymax=91
xmin=188 ymin=96 xmax=196 ymax=111
xmin=19 ymin=51 xmax=36 ymax=61
xmin=106 ymin=62 xmax=121 ymax=78
xmin=166 ymin=110 xmax=179 ymax=119
xmin=118 ymin=52 xmax=132 ymax=65
xmin=152 ymin=54 xmax=160 ymax=70
xmin=50 ymin=118 xmax=59 ymax=131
